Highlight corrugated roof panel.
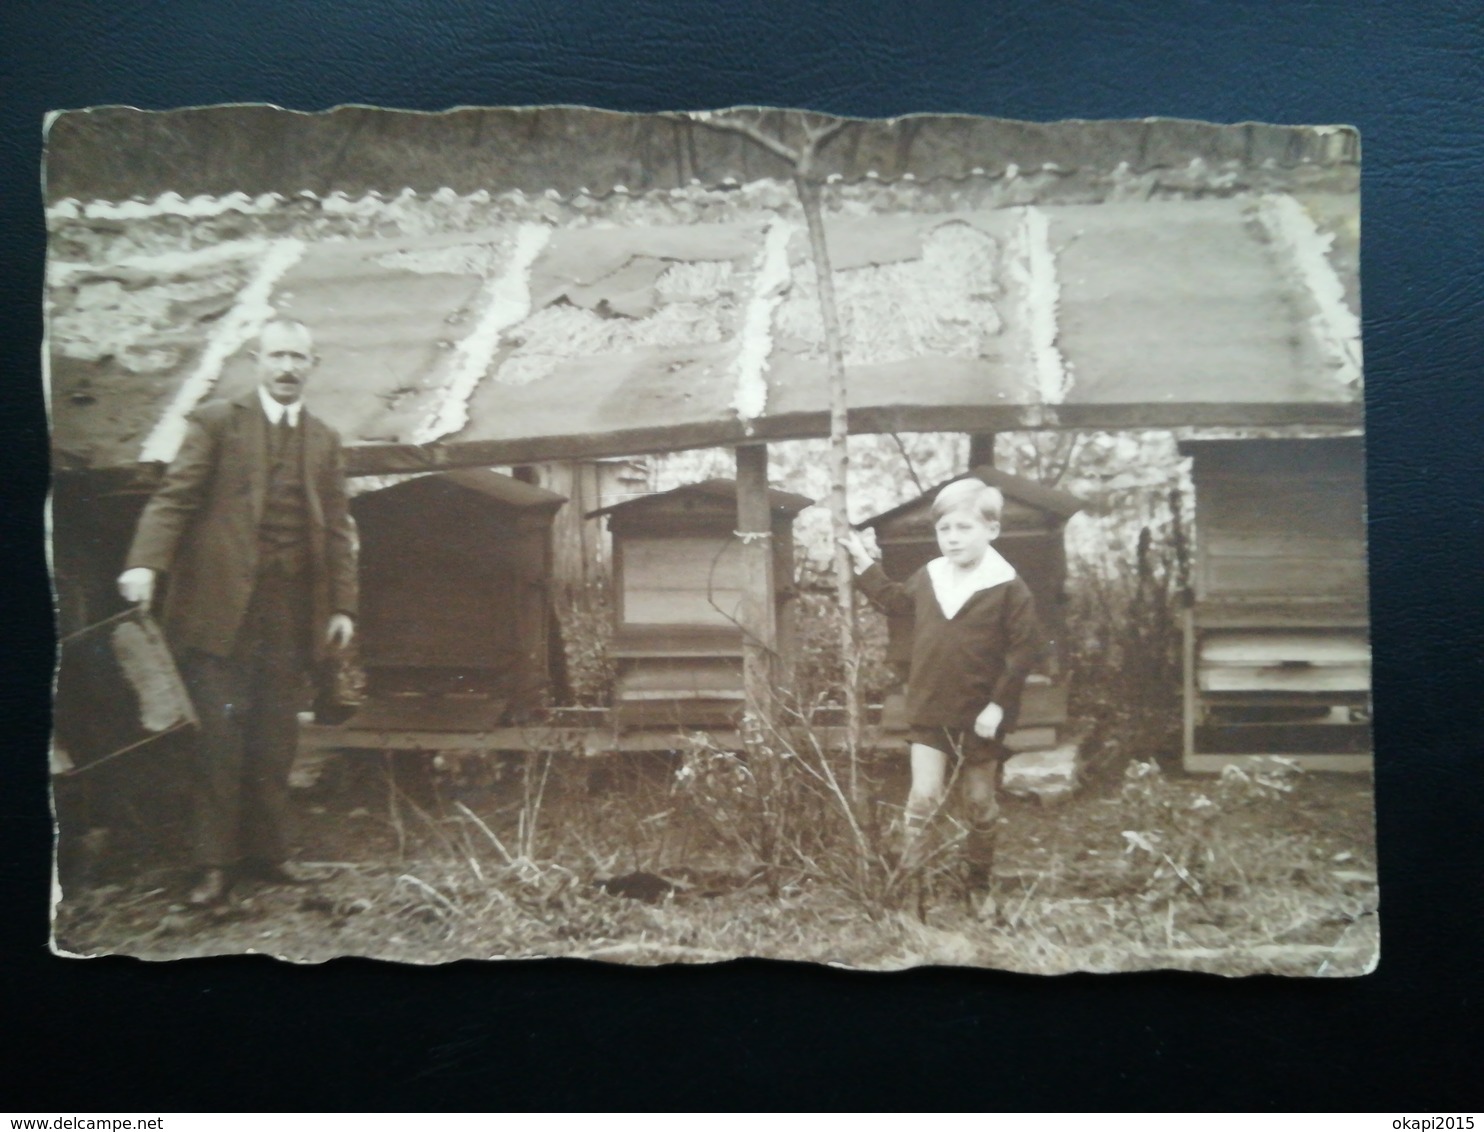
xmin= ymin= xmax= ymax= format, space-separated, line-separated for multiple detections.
xmin=457 ymin=342 xmax=738 ymax=453
xmin=47 ymin=186 xmax=1362 ymax=473
xmin=217 ymin=239 xmax=492 ymax=444
xmin=1052 ymin=199 xmax=1345 ymax=407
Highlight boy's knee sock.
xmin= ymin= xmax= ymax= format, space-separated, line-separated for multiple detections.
xmin=965 ymin=821 xmax=999 ymax=887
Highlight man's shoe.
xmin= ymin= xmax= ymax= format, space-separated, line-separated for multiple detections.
xmin=187 ymin=867 xmax=230 ymax=908
xmin=244 ymin=860 xmax=338 ymax=886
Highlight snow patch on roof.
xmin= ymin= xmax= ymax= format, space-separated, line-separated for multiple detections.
xmin=47 ymin=237 xmax=271 ymax=286
xmin=138 ymin=238 xmax=306 ymax=464
xmin=731 ymin=218 xmax=794 ymax=427
xmin=1008 ymin=206 xmax=1070 ymax=404
xmin=1257 ymin=194 xmax=1362 ymax=386
xmin=413 ymin=223 xmax=551 ymax=443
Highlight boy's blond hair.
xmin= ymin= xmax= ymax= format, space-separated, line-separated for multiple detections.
xmin=931 ymin=477 xmax=1004 ymax=524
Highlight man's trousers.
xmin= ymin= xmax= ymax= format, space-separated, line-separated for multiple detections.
xmin=179 ymin=564 xmax=311 ymax=869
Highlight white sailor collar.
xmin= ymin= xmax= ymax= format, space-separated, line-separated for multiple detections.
xmin=925 ymin=546 xmax=1017 ymax=619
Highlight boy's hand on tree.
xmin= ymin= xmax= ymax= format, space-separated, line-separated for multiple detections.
xmin=974 ymin=702 xmax=1004 ymax=739
xmin=839 ymin=531 xmax=874 ymax=573
xmin=326 ymin=613 xmax=355 ymax=649
xmin=117 ymin=567 xmax=156 ymax=610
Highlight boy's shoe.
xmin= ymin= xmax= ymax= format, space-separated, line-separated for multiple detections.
xmin=964 ymin=823 xmax=999 ymax=919
xmin=965 ymin=823 xmax=998 ymax=873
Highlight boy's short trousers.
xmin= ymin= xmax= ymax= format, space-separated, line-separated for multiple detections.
xmin=907 ymin=726 xmax=1009 ymax=766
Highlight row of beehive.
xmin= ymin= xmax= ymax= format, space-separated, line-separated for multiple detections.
xmin=51 ymin=437 xmax=1371 ymax=770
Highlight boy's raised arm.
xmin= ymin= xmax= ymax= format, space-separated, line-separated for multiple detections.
xmin=842 ymin=532 xmax=917 ymax=616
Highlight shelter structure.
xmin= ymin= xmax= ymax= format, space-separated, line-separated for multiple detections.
xmin=44 ymin=109 xmax=1366 ymax=751
xmin=855 ymin=466 xmax=1086 ymax=751
xmin=1177 ymin=437 xmax=1371 ymax=772
xmin=586 ymin=478 xmax=812 ymax=729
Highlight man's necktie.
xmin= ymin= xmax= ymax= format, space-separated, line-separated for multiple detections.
xmin=275 ymin=412 xmax=293 ymax=456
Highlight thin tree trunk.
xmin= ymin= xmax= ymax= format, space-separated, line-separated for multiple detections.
xmin=795 ymin=174 xmax=863 ymax=808
xmin=680 ymin=110 xmax=861 ymax=810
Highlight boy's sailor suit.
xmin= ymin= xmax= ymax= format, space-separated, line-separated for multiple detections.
xmin=857 ymin=546 xmax=1045 ymax=758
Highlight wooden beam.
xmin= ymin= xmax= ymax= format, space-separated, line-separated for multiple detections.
xmin=968 ymin=432 xmax=997 ymax=469
xmin=72 ymin=404 xmax=1367 ymax=478
xmin=301 ymin=724 xmax=906 ymax=756
xmin=332 ymin=401 xmax=1364 ymax=478
xmin=734 ymin=443 xmax=778 ymax=731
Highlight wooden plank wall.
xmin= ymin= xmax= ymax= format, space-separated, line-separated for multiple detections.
xmin=1192 ymin=441 xmax=1367 ymax=603
xmin=619 ymin=536 xmax=745 ymax=626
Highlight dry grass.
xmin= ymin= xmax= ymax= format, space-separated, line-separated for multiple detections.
xmin=53 ymin=745 xmax=1378 ymax=975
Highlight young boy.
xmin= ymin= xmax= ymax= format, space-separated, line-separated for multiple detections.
xmin=844 ymin=478 xmax=1044 ymax=906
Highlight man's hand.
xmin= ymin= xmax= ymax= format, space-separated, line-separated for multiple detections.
xmin=839 ymin=529 xmax=876 ymax=574
xmin=973 ymin=702 xmax=1005 ymax=740
xmin=325 ymin=613 xmax=355 ymax=649
xmin=117 ymin=567 xmax=156 ymax=609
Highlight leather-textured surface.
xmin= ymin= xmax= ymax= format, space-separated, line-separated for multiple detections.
xmin=3 ymin=0 xmax=1482 ymax=1111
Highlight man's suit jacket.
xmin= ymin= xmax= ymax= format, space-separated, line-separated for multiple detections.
xmin=126 ymin=390 xmax=358 ymax=661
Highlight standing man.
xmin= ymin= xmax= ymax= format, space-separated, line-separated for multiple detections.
xmin=118 ymin=318 xmax=357 ymax=908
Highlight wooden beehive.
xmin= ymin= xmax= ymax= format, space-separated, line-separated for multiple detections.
xmin=50 ymin=473 xmax=158 ymax=641
xmin=349 ymin=469 xmax=567 ymax=729
xmin=1178 ymin=437 xmax=1371 ymax=772
xmin=856 ymin=465 xmax=1086 ymax=750
xmin=588 ymin=479 xmax=812 ymax=729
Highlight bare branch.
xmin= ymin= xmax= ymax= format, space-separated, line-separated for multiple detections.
xmin=887 ymin=430 xmax=927 ymax=495
xmin=801 ymin=116 xmax=849 ymax=151
xmin=687 ymin=110 xmax=801 ymax=167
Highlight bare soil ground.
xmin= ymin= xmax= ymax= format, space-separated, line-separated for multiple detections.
xmin=51 ymin=749 xmax=1379 ymax=975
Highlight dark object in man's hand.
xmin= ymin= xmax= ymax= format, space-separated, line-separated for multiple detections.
xmin=313 ymin=644 xmax=365 ymax=725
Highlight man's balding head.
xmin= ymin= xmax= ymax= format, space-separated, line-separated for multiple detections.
xmin=254 ymin=319 xmax=318 ymax=405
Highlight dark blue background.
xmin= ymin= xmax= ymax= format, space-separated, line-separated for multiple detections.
xmin=3 ymin=0 xmax=1481 ymax=1111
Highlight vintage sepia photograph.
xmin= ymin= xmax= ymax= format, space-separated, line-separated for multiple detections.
xmin=44 ymin=105 xmax=1374 ymax=974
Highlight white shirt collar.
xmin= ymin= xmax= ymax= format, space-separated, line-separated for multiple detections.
xmin=926 ymin=546 xmax=1017 ymax=619
xmin=257 ymin=385 xmax=302 ymax=427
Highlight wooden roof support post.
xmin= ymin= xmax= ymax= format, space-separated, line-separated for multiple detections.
xmin=735 ymin=443 xmax=778 ymax=737
xmin=968 ymin=433 xmax=997 ymax=471
xmin=542 ymin=460 xmax=602 ymax=599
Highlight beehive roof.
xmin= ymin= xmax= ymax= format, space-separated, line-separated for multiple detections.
xmin=357 ymin=468 xmax=567 ymax=510
xmin=857 ymin=465 xmax=1087 ymax=530
xmin=585 ymin=478 xmax=813 ymax=519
